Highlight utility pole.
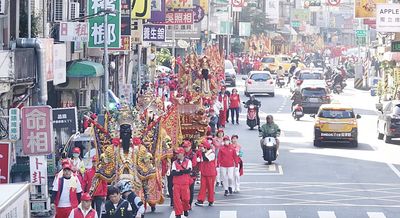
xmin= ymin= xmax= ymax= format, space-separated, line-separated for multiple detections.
xmin=103 ymin=0 xmax=109 ymax=110
xmin=28 ymin=0 xmax=31 ymax=38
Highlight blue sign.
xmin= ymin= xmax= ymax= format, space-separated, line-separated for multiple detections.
xmin=143 ymin=25 xmax=166 ymax=42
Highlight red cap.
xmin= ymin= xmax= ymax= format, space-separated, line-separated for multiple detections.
xmin=182 ymin=140 xmax=192 ymax=148
xmin=175 ymin=147 xmax=185 ymax=154
xmin=81 ymin=193 xmax=92 ymax=201
xmin=217 ymin=129 xmax=224 ymax=134
xmin=90 ymin=113 xmax=98 ymax=119
xmin=61 ymin=159 xmax=70 ymax=166
xmin=202 ymin=141 xmax=211 ymax=149
xmin=209 ymin=108 xmax=215 ymax=113
xmin=223 ymin=136 xmax=230 ymax=141
xmin=72 ymin=147 xmax=81 ymax=154
xmin=132 ymin=137 xmax=142 ymax=145
xmin=63 ymin=163 xmax=72 ymax=170
xmin=207 ymin=135 xmax=213 ymax=140
xmin=112 ymin=138 xmax=121 ymax=146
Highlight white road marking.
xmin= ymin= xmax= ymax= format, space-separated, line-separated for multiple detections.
xmin=268 ymin=210 xmax=287 ymax=218
xmin=220 ymin=211 xmax=237 ymax=218
xmin=318 ymin=211 xmax=336 ymax=218
xmin=367 ymin=212 xmax=387 ymax=218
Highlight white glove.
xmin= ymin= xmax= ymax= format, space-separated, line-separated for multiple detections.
xmin=166 ymin=170 xmax=171 ymax=176
xmin=196 ymin=157 xmax=201 ymax=162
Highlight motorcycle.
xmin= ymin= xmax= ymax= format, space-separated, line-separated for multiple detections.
xmin=276 ymin=76 xmax=285 ymax=88
xmin=333 ymin=84 xmax=343 ymax=94
xmin=292 ymin=104 xmax=304 ymax=121
xmin=259 ymin=134 xmax=278 ymax=165
xmin=243 ymin=102 xmax=259 ymax=130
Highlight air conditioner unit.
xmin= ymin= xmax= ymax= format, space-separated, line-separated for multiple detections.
xmin=53 ymin=0 xmax=66 ymax=22
xmin=69 ymin=2 xmax=80 ymax=20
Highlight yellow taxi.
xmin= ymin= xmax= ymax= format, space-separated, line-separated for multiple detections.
xmin=312 ymin=104 xmax=361 ymax=147
xmin=261 ymin=55 xmax=305 ymax=73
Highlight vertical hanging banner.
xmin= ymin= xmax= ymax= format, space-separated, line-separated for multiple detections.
xmin=21 ymin=106 xmax=54 ymax=156
xmin=132 ymin=0 xmax=151 ymax=19
xmin=29 ymin=156 xmax=47 ymax=185
xmin=88 ymin=0 xmax=121 ymax=48
xmin=0 ymin=143 xmax=10 ymax=184
xmin=53 ymin=44 xmax=67 ymax=85
xmin=121 ymin=0 xmax=131 ymax=35
xmin=265 ymin=0 xmax=279 ymax=24
xmin=8 ymin=108 xmax=20 ymax=141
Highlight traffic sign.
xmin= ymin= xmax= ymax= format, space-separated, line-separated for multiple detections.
xmin=327 ymin=0 xmax=340 ymax=6
xmin=391 ymin=41 xmax=400 ymax=52
xmin=356 ymin=30 xmax=366 ymax=37
xmin=356 ymin=37 xmax=366 ymax=46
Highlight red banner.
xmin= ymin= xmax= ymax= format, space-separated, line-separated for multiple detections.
xmin=0 ymin=143 xmax=10 ymax=184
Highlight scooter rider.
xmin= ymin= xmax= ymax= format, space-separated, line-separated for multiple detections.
xmin=259 ymin=115 xmax=281 ymax=154
xmin=275 ymin=66 xmax=285 ymax=86
xmin=245 ymin=95 xmax=261 ymax=129
xmin=290 ymin=89 xmax=302 ymax=111
xmin=332 ymin=71 xmax=344 ymax=88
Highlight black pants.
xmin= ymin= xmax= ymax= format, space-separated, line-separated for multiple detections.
xmin=92 ymin=196 xmax=104 ymax=217
xmin=230 ymin=108 xmax=240 ymax=123
xmin=167 ymin=175 xmax=174 ymax=205
xmin=226 ymin=110 xmax=229 ymax=122
xmin=189 ymin=182 xmax=195 ymax=206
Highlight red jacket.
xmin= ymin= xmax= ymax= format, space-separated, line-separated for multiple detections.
xmin=71 ymin=207 xmax=97 ymax=218
xmin=217 ymin=145 xmax=238 ymax=168
xmin=218 ymin=94 xmax=229 ymax=111
xmin=54 ymin=177 xmax=80 ymax=208
xmin=200 ymin=150 xmax=217 ymax=177
xmin=229 ymin=94 xmax=240 ymax=109
xmin=83 ymin=167 xmax=108 ymax=197
xmin=172 ymin=158 xmax=192 ymax=185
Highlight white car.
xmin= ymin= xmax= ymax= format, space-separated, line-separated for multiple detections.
xmin=244 ymin=71 xmax=275 ymax=97
xmin=289 ymin=69 xmax=325 ymax=92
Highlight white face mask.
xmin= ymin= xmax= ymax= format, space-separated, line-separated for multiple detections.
xmin=224 ymin=140 xmax=230 ymax=144
xmin=73 ymin=153 xmax=79 ymax=158
xmin=207 ymin=140 xmax=213 ymax=144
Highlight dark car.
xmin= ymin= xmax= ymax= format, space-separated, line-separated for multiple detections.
xmin=377 ymin=101 xmax=400 ymax=143
xmin=301 ymin=86 xmax=331 ymax=114
xmin=224 ymin=60 xmax=236 ymax=86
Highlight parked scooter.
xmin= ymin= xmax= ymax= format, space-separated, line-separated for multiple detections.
xmin=292 ymin=104 xmax=304 ymax=121
xmin=259 ymin=134 xmax=278 ymax=165
xmin=243 ymin=102 xmax=259 ymax=130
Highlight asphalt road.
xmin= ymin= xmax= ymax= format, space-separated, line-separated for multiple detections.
xmin=146 ymin=77 xmax=400 ymax=218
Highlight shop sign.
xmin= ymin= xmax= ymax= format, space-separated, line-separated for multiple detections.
xmin=0 ymin=143 xmax=10 ymax=184
xmin=21 ymin=106 xmax=53 ymax=156
xmin=143 ymin=25 xmax=166 ymax=41
xmin=59 ymin=22 xmax=89 ymax=42
xmin=391 ymin=41 xmax=400 ymax=52
xmin=88 ymin=0 xmax=121 ymax=48
xmin=29 ymin=156 xmax=47 ymax=185
xmin=376 ymin=3 xmax=400 ymax=33
xmin=132 ymin=0 xmax=151 ymax=19
xmin=8 ymin=108 xmax=20 ymax=141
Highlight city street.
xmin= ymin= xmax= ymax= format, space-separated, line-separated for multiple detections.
xmin=146 ymin=78 xmax=400 ymax=218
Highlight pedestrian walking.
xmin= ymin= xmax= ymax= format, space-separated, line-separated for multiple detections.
xmin=68 ymin=193 xmax=98 ymax=218
xmin=218 ymin=87 xmax=229 ymax=127
xmin=182 ymin=140 xmax=198 ymax=207
xmin=102 ymin=186 xmax=133 ymax=218
xmin=208 ymin=108 xmax=219 ymax=136
xmin=117 ymin=181 xmax=145 ymax=218
xmin=229 ymin=89 xmax=241 ymax=124
xmin=83 ymin=156 xmax=107 ymax=217
xmin=52 ymin=163 xmax=83 ymax=218
xmin=171 ymin=147 xmax=192 ymax=218
xmin=213 ymin=129 xmax=224 ymax=187
xmin=231 ymin=135 xmax=243 ymax=192
xmin=217 ymin=136 xmax=238 ymax=196
xmin=195 ymin=141 xmax=217 ymax=207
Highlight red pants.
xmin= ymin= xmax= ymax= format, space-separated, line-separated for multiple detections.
xmin=197 ymin=176 xmax=216 ymax=203
xmin=219 ymin=110 xmax=227 ymax=126
xmin=56 ymin=207 xmax=73 ymax=218
xmin=173 ymin=183 xmax=190 ymax=216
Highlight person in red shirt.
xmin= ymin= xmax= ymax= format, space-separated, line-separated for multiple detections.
xmin=217 ymin=136 xmax=238 ymax=196
xmin=68 ymin=193 xmax=98 ymax=218
xmin=171 ymin=147 xmax=192 ymax=218
xmin=83 ymin=156 xmax=107 ymax=217
xmin=195 ymin=141 xmax=217 ymax=207
xmin=229 ymin=89 xmax=241 ymax=125
xmin=218 ymin=87 xmax=230 ymax=127
xmin=182 ymin=140 xmax=197 ymax=208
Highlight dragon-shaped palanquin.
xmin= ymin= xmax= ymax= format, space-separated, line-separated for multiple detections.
xmin=174 ymin=46 xmax=224 ymax=138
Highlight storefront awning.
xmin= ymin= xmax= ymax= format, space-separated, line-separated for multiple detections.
xmin=67 ymin=61 xmax=104 ymax=78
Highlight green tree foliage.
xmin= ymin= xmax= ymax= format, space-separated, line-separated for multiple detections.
xmin=156 ymin=48 xmax=172 ymax=68
xmin=240 ymin=7 xmax=271 ymax=35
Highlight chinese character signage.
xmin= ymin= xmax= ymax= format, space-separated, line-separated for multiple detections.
xmin=38 ymin=38 xmax=54 ymax=81
xmin=143 ymin=25 xmax=166 ymax=41
xmin=109 ymin=36 xmax=132 ymax=51
xmin=8 ymin=108 xmax=20 ymax=141
xmin=29 ymin=156 xmax=47 ymax=185
xmin=53 ymin=44 xmax=67 ymax=85
xmin=52 ymin=107 xmax=78 ymax=148
xmin=88 ymin=0 xmax=121 ymax=48
xmin=121 ymin=0 xmax=131 ymax=35
xmin=166 ymin=0 xmax=193 ymax=8
xmin=21 ymin=106 xmax=53 ymax=156
xmin=355 ymin=0 xmax=387 ymax=18
xmin=0 ymin=143 xmax=10 ymax=184
xmin=132 ymin=0 xmax=151 ymax=19
xmin=59 ymin=22 xmax=89 ymax=42
xmin=376 ymin=4 xmax=400 ymax=33
xmin=164 ymin=11 xmax=193 ymax=24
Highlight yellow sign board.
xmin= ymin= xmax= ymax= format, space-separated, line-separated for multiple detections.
xmin=199 ymin=0 xmax=209 ymax=13
xmin=166 ymin=0 xmax=193 ymax=8
xmin=354 ymin=0 xmax=387 ymax=18
xmin=132 ymin=0 xmax=151 ymax=19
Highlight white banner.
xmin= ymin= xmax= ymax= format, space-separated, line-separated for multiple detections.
xmin=53 ymin=44 xmax=66 ymax=85
xmin=29 ymin=156 xmax=47 ymax=185
xmin=59 ymin=22 xmax=89 ymax=42
xmin=376 ymin=4 xmax=400 ymax=33
xmin=265 ymin=0 xmax=279 ymax=24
